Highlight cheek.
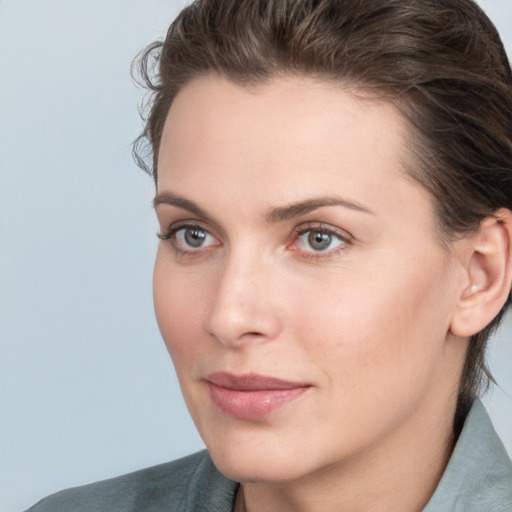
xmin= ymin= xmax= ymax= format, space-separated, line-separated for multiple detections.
xmin=153 ymin=252 xmax=210 ymax=367
xmin=290 ymin=254 xmax=454 ymax=397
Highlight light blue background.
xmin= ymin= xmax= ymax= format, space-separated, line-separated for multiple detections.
xmin=1 ymin=1 xmax=511 ymax=511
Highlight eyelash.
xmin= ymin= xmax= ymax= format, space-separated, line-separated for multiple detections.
xmin=157 ymin=221 xmax=352 ymax=259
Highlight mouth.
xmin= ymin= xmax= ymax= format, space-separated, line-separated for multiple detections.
xmin=205 ymin=372 xmax=311 ymax=420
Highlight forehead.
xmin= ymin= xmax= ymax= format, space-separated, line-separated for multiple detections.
xmin=159 ymin=75 xmax=408 ymax=177
xmin=160 ymin=75 xmax=406 ymax=149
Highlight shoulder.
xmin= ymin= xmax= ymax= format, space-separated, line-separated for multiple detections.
xmin=424 ymin=397 xmax=512 ymax=512
xmin=25 ymin=450 xmax=238 ymax=512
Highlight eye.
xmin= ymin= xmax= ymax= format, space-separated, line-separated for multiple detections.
xmin=291 ymin=224 xmax=350 ymax=256
xmin=158 ymin=223 xmax=219 ymax=253
xmin=298 ymin=230 xmax=344 ymax=252
xmin=176 ymin=226 xmax=215 ymax=249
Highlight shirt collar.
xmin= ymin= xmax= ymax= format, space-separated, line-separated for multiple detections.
xmin=424 ymin=396 xmax=512 ymax=511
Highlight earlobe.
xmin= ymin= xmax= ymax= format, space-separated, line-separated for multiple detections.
xmin=450 ymin=208 xmax=512 ymax=338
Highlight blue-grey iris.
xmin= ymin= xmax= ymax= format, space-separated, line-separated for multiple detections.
xmin=308 ymin=231 xmax=331 ymax=251
xmin=185 ymin=228 xmax=208 ymax=247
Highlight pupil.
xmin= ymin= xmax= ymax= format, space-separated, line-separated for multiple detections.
xmin=185 ymin=228 xmax=206 ymax=247
xmin=308 ymin=231 xmax=331 ymax=251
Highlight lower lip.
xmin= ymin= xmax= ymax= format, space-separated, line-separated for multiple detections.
xmin=207 ymin=382 xmax=309 ymax=420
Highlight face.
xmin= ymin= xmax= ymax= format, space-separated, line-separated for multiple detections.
xmin=153 ymin=75 xmax=465 ymax=483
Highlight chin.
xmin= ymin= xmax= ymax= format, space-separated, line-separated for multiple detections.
xmin=211 ymin=447 xmax=311 ymax=483
xmin=201 ymin=424 xmax=323 ymax=484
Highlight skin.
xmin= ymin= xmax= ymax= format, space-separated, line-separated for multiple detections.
xmin=153 ymin=75 xmax=482 ymax=512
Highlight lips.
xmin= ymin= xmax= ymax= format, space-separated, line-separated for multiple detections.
xmin=205 ymin=372 xmax=310 ymax=420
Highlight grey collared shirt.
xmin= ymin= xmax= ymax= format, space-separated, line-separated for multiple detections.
xmin=424 ymin=398 xmax=512 ymax=511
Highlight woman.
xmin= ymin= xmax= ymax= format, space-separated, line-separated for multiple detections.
xmin=27 ymin=0 xmax=512 ymax=510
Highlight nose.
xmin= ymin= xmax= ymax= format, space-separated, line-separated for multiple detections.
xmin=205 ymin=251 xmax=282 ymax=347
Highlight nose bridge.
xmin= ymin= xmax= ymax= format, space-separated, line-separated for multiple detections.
xmin=205 ymin=244 xmax=281 ymax=346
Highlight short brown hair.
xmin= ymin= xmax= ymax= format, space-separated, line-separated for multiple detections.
xmin=133 ymin=0 xmax=512 ymax=395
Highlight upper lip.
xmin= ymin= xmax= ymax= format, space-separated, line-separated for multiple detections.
xmin=205 ymin=372 xmax=310 ymax=391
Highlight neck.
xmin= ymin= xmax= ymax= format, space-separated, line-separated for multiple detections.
xmin=238 ymin=392 xmax=459 ymax=512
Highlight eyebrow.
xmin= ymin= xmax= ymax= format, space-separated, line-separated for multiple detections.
xmin=265 ymin=195 xmax=374 ymax=223
xmin=153 ymin=192 xmax=374 ymax=222
xmin=153 ymin=192 xmax=210 ymax=219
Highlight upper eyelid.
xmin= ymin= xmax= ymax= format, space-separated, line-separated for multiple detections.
xmin=293 ymin=222 xmax=353 ymax=241
xmin=160 ymin=219 xmax=215 ymax=235
xmin=157 ymin=213 xmax=227 ymax=241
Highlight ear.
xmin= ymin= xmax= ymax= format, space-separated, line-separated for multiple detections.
xmin=450 ymin=208 xmax=512 ymax=338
